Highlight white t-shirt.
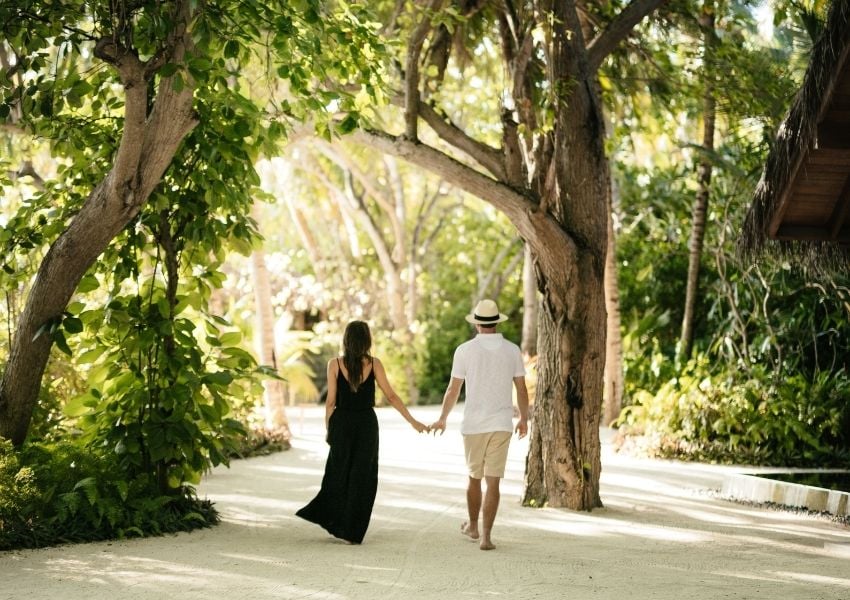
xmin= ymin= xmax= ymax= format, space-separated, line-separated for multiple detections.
xmin=451 ymin=333 xmax=525 ymax=434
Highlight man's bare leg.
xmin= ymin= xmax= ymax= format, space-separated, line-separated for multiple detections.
xmin=479 ymin=476 xmax=501 ymax=550
xmin=462 ymin=476 xmax=482 ymax=540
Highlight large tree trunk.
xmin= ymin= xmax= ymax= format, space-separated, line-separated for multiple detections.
xmin=0 ymin=15 xmax=197 ymax=444
xmin=522 ymin=121 xmax=608 ymax=509
xmin=525 ymin=274 xmax=606 ymax=508
xmin=679 ymin=3 xmax=717 ymax=362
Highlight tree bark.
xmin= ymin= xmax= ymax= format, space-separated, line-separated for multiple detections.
xmin=603 ymin=169 xmax=625 ymax=427
xmin=0 ymin=2 xmax=197 ymax=444
xmin=250 ymin=206 xmax=292 ymax=439
xmin=521 ymin=244 xmax=539 ymax=357
xmin=679 ymin=3 xmax=716 ymax=362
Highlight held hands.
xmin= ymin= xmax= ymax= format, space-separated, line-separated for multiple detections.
xmin=429 ymin=418 xmax=446 ymax=436
xmin=410 ymin=419 xmax=429 ymax=433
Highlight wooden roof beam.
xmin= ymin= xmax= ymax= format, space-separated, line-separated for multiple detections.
xmin=817 ymin=123 xmax=850 ymax=149
xmin=773 ymin=224 xmax=850 ymax=242
xmin=830 ymin=173 xmax=850 ymax=239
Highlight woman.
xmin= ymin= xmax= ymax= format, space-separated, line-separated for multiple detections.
xmin=296 ymin=320 xmax=427 ymax=544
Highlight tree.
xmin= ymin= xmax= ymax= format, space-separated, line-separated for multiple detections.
xmin=521 ymin=245 xmax=539 ymax=357
xmin=678 ymin=0 xmax=717 ymax=362
xmin=356 ymin=0 xmax=663 ymax=509
xmin=250 ymin=204 xmax=292 ymax=438
xmin=602 ymin=176 xmax=625 ymax=427
xmin=0 ymin=0 xmax=385 ymax=444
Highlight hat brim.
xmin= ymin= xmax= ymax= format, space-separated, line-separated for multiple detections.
xmin=465 ymin=313 xmax=509 ymax=325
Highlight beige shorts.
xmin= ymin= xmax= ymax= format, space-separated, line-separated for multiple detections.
xmin=463 ymin=431 xmax=512 ymax=479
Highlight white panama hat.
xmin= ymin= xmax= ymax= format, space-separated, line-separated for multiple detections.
xmin=465 ymin=299 xmax=508 ymax=325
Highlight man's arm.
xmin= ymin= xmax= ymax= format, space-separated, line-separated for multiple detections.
xmin=430 ymin=377 xmax=463 ymax=435
xmin=513 ymin=376 xmax=529 ymax=438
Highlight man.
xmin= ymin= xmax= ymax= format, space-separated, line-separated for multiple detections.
xmin=430 ymin=298 xmax=529 ymax=551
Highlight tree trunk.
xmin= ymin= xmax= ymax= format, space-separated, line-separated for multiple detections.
xmin=679 ymin=4 xmax=717 ymax=362
xmin=602 ymin=177 xmax=625 ymax=427
xmin=524 ymin=278 xmax=606 ymax=508
xmin=521 ymin=244 xmax=539 ymax=358
xmin=0 ymin=30 xmax=197 ymax=443
xmin=250 ymin=216 xmax=292 ymax=439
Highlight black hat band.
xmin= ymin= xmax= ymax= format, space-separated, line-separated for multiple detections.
xmin=474 ymin=313 xmax=499 ymax=322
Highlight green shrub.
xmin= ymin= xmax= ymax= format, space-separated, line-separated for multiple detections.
xmin=0 ymin=439 xmax=217 ymax=551
xmin=616 ymin=360 xmax=850 ymax=466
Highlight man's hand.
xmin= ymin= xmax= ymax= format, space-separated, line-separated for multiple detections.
xmin=515 ymin=417 xmax=528 ymax=439
xmin=430 ymin=418 xmax=446 ymax=435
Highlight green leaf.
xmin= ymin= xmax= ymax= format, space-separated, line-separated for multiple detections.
xmin=66 ymin=301 xmax=85 ymax=315
xmin=53 ymin=331 xmax=72 ymax=355
xmin=77 ymin=346 xmax=107 ymax=364
xmin=224 ymin=40 xmax=240 ymax=59
xmin=205 ymin=371 xmax=233 ymax=386
xmin=63 ymin=316 xmax=83 ymax=334
xmin=337 ymin=113 xmax=359 ymax=134
xmin=160 ymin=63 xmax=179 ymax=77
xmin=77 ymin=274 xmax=100 ymax=293
xmin=64 ymin=394 xmax=95 ymax=417
xmin=219 ymin=331 xmax=242 ymax=346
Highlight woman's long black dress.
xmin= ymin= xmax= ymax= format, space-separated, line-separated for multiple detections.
xmin=296 ymin=361 xmax=379 ymax=544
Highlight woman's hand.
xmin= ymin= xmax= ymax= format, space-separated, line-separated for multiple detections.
xmin=410 ymin=419 xmax=429 ymax=433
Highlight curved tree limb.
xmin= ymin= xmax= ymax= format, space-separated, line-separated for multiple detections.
xmin=352 ymin=128 xmax=577 ymax=279
xmin=413 ymin=99 xmax=507 ymax=181
xmin=314 ymin=140 xmax=396 ymax=216
xmin=586 ymin=0 xmax=667 ymax=72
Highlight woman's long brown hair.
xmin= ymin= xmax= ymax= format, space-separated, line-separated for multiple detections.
xmin=342 ymin=321 xmax=372 ymax=392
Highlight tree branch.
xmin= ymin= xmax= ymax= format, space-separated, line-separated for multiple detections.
xmin=415 ymin=100 xmax=507 ymax=181
xmin=586 ymin=0 xmax=666 ymax=72
xmin=352 ymin=128 xmax=577 ymax=274
xmin=413 ymin=181 xmax=445 ymax=251
xmin=405 ymin=0 xmax=444 ymax=141
xmin=9 ymin=161 xmax=45 ymax=191
xmin=342 ymin=168 xmax=395 ymax=267
xmin=314 ymin=141 xmax=396 ymax=216
xmin=382 ymin=0 xmax=407 ymax=36
xmin=476 ymin=236 xmax=522 ymax=300
xmin=137 ymin=0 xmax=198 ymax=201
xmin=354 ymin=128 xmax=530 ymax=223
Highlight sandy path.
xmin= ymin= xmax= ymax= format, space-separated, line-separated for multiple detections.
xmin=2 ymin=405 xmax=849 ymax=600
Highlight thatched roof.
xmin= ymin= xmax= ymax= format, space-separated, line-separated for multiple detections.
xmin=740 ymin=0 xmax=850 ymax=271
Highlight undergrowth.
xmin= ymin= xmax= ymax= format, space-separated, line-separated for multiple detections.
xmin=0 ymin=439 xmax=218 ymax=551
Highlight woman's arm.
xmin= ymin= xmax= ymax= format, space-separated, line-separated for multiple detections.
xmin=325 ymin=358 xmax=338 ymax=431
xmin=373 ymin=358 xmax=426 ymax=432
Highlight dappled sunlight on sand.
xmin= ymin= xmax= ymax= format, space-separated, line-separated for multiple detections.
xmin=3 ymin=405 xmax=849 ymax=600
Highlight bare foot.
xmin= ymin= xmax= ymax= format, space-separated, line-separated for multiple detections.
xmin=460 ymin=521 xmax=479 ymax=540
xmin=479 ymin=537 xmax=495 ymax=551
xmin=480 ymin=529 xmax=495 ymax=550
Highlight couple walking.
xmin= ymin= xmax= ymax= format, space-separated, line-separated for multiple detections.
xmin=296 ymin=299 xmax=530 ymax=551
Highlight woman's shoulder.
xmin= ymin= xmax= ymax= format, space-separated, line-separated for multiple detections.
xmin=327 ymin=357 xmax=341 ymax=370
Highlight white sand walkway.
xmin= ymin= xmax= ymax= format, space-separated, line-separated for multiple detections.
xmin=2 ymin=405 xmax=849 ymax=599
